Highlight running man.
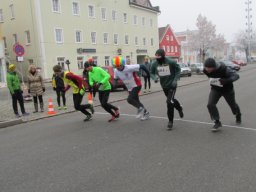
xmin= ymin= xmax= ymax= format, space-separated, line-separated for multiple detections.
xmin=151 ymin=49 xmax=184 ymax=130
xmin=204 ymin=58 xmax=241 ymax=132
xmin=53 ymin=65 xmax=93 ymax=121
xmin=112 ymin=56 xmax=150 ymax=120
xmin=84 ymin=62 xmax=119 ymax=122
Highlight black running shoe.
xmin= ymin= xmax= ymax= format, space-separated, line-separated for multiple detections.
xmin=236 ymin=114 xmax=241 ymax=124
xmin=211 ymin=121 xmax=222 ymax=132
xmin=178 ymin=106 xmax=184 ymax=118
xmin=84 ymin=115 xmax=92 ymax=122
xmin=167 ymin=121 xmax=173 ymax=131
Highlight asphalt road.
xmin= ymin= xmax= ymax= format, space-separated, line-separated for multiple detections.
xmin=1 ymin=66 xmax=256 ymax=192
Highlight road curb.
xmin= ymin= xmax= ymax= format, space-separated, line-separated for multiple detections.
xmin=0 ymin=119 xmax=23 ymax=129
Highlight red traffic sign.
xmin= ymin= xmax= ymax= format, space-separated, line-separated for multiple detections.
xmin=13 ymin=43 xmax=25 ymax=57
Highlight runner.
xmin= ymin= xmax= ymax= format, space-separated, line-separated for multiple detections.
xmin=112 ymin=56 xmax=150 ymax=120
xmin=203 ymin=58 xmax=242 ymax=132
xmin=84 ymin=62 xmax=119 ymax=122
xmin=151 ymin=49 xmax=184 ymax=130
xmin=52 ymin=65 xmax=94 ymax=121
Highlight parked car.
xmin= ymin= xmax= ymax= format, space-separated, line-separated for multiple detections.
xmin=190 ymin=63 xmax=204 ymax=74
xmin=101 ymin=66 xmax=126 ymax=91
xmin=219 ymin=60 xmax=240 ymax=71
xmin=179 ymin=63 xmax=192 ymax=77
xmin=232 ymin=60 xmax=247 ymax=66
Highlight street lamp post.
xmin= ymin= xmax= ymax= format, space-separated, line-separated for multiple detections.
xmin=245 ymin=0 xmax=253 ymax=63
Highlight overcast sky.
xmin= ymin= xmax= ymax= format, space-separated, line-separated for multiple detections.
xmin=150 ymin=0 xmax=256 ymax=42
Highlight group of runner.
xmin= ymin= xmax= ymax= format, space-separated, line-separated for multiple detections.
xmin=52 ymin=48 xmax=242 ymax=132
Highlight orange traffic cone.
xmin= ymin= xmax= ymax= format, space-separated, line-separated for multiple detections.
xmin=47 ymin=98 xmax=56 ymax=115
xmin=87 ymin=92 xmax=93 ymax=105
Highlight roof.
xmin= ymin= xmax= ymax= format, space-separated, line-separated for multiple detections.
xmin=129 ymin=0 xmax=160 ymax=13
xmin=158 ymin=27 xmax=166 ymax=42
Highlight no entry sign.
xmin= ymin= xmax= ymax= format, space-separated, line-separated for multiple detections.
xmin=13 ymin=43 xmax=25 ymax=57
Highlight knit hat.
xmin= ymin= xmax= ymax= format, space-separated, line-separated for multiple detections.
xmin=8 ymin=64 xmax=16 ymax=71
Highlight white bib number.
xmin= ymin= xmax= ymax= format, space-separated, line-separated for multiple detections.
xmin=209 ymin=78 xmax=223 ymax=87
xmin=157 ymin=65 xmax=171 ymax=77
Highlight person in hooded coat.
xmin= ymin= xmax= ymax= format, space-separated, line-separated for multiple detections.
xmin=150 ymin=49 xmax=184 ymax=130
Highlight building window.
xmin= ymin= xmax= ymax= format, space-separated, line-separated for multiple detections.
xmin=105 ymin=56 xmax=110 ymax=66
xmin=135 ymin=36 xmax=138 ymax=46
xmin=171 ymin=46 xmax=174 ymax=52
xmin=77 ymin=56 xmax=84 ymax=69
xmin=162 ymin=45 xmax=166 ymax=52
xmin=88 ymin=5 xmax=95 ymax=18
xmin=133 ymin=15 xmax=137 ymax=25
xmin=143 ymin=37 xmax=146 ymax=46
xmin=113 ymin=34 xmax=118 ymax=45
xmin=125 ymin=35 xmax=129 ymax=45
xmin=112 ymin=10 xmax=117 ymax=21
xmin=171 ymin=36 xmax=174 ymax=41
xmin=3 ymin=37 xmax=7 ymax=49
xmin=101 ymin=8 xmax=107 ymax=20
xmin=150 ymin=19 xmax=153 ymax=27
xmin=142 ymin=17 xmax=145 ymax=26
xmin=92 ymin=56 xmax=98 ymax=65
xmin=0 ymin=9 xmax=4 ymax=22
xmin=52 ymin=0 xmax=61 ymax=13
xmin=166 ymin=35 xmax=169 ymax=41
xmin=123 ymin=13 xmax=127 ymax=23
xmin=72 ymin=2 xmax=80 ymax=15
xmin=75 ymin=30 xmax=83 ymax=43
xmin=13 ymin=34 xmax=18 ymax=44
xmin=57 ymin=57 xmax=65 ymax=69
xmin=28 ymin=59 xmax=34 ymax=64
xmin=103 ymin=33 xmax=108 ymax=44
xmin=167 ymin=46 xmax=170 ymax=53
xmin=175 ymin=46 xmax=178 ymax=53
xmin=55 ymin=28 xmax=63 ymax=43
xmin=25 ymin=30 xmax=31 ymax=45
xmin=9 ymin=4 xmax=15 ymax=19
xmin=91 ymin=32 xmax=96 ymax=44
xmin=151 ymin=38 xmax=154 ymax=46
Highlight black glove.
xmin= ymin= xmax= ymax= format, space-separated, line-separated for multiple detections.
xmin=219 ymin=79 xmax=228 ymax=85
xmin=28 ymin=89 xmax=31 ymax=94
xmin=43 ymin=87 xmax=46 ymax=92
xmin=53 ymin=87 xmax=56 ymax=91
xmin=95 ymin=83 xmax=103 ymax=89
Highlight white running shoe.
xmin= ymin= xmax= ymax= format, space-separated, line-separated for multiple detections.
xmin=141 ymin=111 xmax=150 ymax=121
xmin=136 ymin=107 xmax=145 ymax=118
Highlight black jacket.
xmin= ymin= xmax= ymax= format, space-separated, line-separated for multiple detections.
xmin=203 ymin=63 xmax=239 ymax=92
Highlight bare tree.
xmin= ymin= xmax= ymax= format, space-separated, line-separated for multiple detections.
xmin=187 ymin=14 xmax=226 ymax=62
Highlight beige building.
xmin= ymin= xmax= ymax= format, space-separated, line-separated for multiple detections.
xmin=0 ymin=23 xmax=7 ymax=83
xmin=0 ymin=0 xmax=160 ymax=79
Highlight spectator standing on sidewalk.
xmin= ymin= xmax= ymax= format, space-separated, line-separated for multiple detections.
xmin=52 ymin=73 xmax=67 ymax=110
xmin=6 ymin=64 xmax=29 ymax=117
xmin=142 ymin=56 xmax=152 ymax=93
xmin=27 ymin=65 xmax=45 ymax=113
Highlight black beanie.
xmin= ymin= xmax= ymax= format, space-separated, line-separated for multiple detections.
xmin=84 ymin=61 xmax=90 ymax=69
xmin=204 ymin=58 xmax=217 ymax=68
xmin=155 ymin=49 xmax=166 ymax=57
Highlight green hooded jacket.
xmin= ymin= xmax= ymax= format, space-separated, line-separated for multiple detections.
xmin=89 ymin=67 xmax=111 ymax=91
xmin=7 ymin=71 xmax=21 ymax=94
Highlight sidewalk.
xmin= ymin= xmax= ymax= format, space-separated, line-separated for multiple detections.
xmin=0 ymin=75 xmax=208 ymax=125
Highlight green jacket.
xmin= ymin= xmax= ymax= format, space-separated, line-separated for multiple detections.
xmin=7 ymin=71 xmax=21 ymax=94
xmin=89 ymin=67 xmax=111 ymax=91
xmin=150 ymin=58 xmax=181 ymax=89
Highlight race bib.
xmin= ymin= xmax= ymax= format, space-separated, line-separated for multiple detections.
xmin=157 ymin=65 xmax=171 ymax=77
xmin=209 ymin=78 xmax=223 ymax=87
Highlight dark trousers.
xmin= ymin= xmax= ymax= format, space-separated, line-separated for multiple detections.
xmin=127 ymin=86 xmax=144 ymax=109
xmin=98 ymin=90 xmax=118 ymax=116
xmin=89 ymin=86 xmax=97 ymax=98
xmin=207 ymin=89 xmax=241 ymax=121
xmin=33 ymin=95 xmax=43 ymax=104
xmin=163 ymin=88 xmax=182 ymax=122
xmin=143 ymin=76 xmax=151 ymax=90
xmin=73 ymin=94 xmax=91 ymax=116
xmin=11 ymin=90 xmax=25 ymax=115
xmin=56 ymin=89 xmax=66 ymax=106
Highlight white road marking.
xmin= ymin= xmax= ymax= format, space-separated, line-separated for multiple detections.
xmin=95 ymin=112 xmax=256 ymax=132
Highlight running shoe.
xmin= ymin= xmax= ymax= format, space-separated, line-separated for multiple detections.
xmin=136 ymin=107 xmax=144 ymax=119
xmin=115 ymin=107 xmax=120 ymax=118
xmin=167 ymin=121 xmax=173 ymax=131
xmin=236 ymin=114 xmax=241 ymax=124
xmin=141 ymin=111 xmax=150 ymax=121
xmin=84 ymin=114 xmax=92 ymax=122
xmin=211 ymin=120 xmax=222 ymax=132
xmin=108 ymin=115 xmax=117 ymax=122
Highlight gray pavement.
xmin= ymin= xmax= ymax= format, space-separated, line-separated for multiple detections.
xmin=0 ymin=65 xmax=256 ymax=192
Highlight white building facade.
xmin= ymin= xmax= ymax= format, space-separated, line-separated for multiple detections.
xmin=0 ymin=0 xmax=160 ymax=79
